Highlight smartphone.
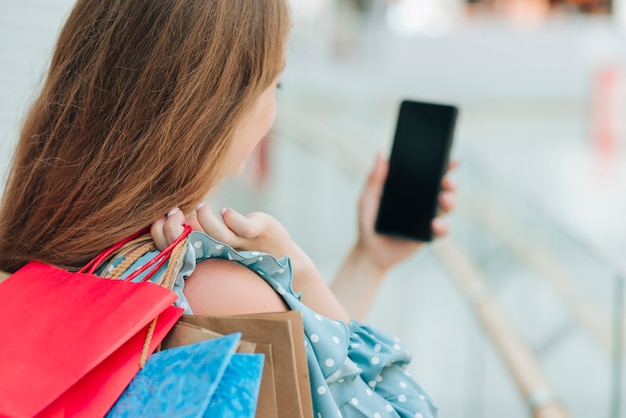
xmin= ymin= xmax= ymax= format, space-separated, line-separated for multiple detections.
xmin=375 ymin=99 xmax=459 ymax=241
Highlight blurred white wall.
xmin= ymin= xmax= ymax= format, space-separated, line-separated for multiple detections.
xmin=1 ymin=1 xmax=625 ymax=416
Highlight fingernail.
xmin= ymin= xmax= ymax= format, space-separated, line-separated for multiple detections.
xmin=432 ymin=218 xmax=445 ymax=230
xmin=220 ymin=208 xmax=227 ymax=216
xmin=196 ymin=202 xmax=206 ymax=211
xmin=167 ymin=208 xmax=179 ymax=217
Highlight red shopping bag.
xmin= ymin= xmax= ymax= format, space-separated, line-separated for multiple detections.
xmin=0 ymin=225 xmax=191 ymax=417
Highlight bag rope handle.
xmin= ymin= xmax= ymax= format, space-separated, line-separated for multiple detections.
xmin=137 ymin=232 xmax=190 ymax=367
xmin=79 ymin=224 xmax=192 ymax=282
xmin=106 ymin=241 xmax=157 ymax=279
xmin=79 ymin=227 xmax=151 ymax=275
xmin=137 ymin=235 xmax=189 ymax=367
xmin=123 ymin=224 xmax=192 ymax=283
xmin=139 ymin=318 xmax=159 ymax=369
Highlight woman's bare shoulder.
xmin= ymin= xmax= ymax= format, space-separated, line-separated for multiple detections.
xmin=182 ymin=257 xmax=288 ymax=316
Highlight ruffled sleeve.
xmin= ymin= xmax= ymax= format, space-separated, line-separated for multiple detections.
xmin=342 ymin=320 xmax=438 ymax=418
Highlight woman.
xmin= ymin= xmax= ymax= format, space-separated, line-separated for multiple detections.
xmin=0 ymin=0 xmax=454 ymax=416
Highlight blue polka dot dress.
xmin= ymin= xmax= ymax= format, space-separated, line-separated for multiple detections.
xmin=108 ymin=231 xmax=438 ymax=418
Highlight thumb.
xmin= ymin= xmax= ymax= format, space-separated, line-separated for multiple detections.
xmin=364 ymin=154 xmax=388 ymax=198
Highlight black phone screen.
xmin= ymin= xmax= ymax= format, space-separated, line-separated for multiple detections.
xmin=375 ymin=100 xmax=458 ymax=241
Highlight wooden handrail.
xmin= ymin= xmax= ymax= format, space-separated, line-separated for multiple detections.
xmin=435 ymin=239 xmax=569 ymax=418
xmin=463 ymin=201 xmax=612 ymax=353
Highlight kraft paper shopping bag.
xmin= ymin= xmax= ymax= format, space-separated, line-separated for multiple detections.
xmin=181 ymin=310 xmax=313 ymax=418
xmin=161 ymin=321 xmax=258 ymax=353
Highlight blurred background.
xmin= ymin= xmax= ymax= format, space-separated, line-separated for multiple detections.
xmin=1 ymin=1 xmax=625 ymax=417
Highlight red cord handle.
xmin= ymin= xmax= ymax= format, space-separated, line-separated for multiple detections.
xmin=79 ymin=226 xmax=151 ymax=274
xmin=79 ymin=224 xmax=192 ymax=283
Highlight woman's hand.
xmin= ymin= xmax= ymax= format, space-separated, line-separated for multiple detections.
xmin=356 ymin=154 xmax=458 ymax=273
xmin=330 ymin=155 xmax=458 ymax=321
xmin=152 ymin=204 xmax=297 ymax=258
xmin=194 ymin=204 xmax=296 ymax=258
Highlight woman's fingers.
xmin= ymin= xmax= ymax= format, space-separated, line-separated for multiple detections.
xmin=150 ymin=216 xmax=168 ymax=250
xmin=151 ymin=207 xmax=185 ymax=250
xmin=438 ymin=191 xmax=455 ymax=215
xmin=437 ymin=161 xmax=458 ymax=216
xmin=441 ymin=160 xmax=459 ymax=192
xmin=431 ymin=217 xmax=449 ymax=237
xmin=196 ymin=203 xmax=240 ymax=246
xmin=221 ymin=208 xmax=262 ymax=239
xmin=163 ymin=208 xmax=186 ymax=243
xmin=441 ymin=175 xmax=457 ymax=192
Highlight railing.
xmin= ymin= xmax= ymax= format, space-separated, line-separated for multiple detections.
xmin=449 ymin=153 xmax=625 ymax=418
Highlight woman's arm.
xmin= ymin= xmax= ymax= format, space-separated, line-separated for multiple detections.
xmin=329 ymin=244 xmax=386 ymax=322
xmin=330 ymin=156 xmax=457 ymax=321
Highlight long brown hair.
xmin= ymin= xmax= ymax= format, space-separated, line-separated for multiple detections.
xmin=0 ymin=0 xmax=290 ymax=272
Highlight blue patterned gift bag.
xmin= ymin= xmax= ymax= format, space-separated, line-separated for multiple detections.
xmin=107 ymin=332 xmax=264 ymax=418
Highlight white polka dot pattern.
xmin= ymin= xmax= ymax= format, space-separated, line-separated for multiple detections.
xmin=150 ymin=231 xmax=438 ymax=418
